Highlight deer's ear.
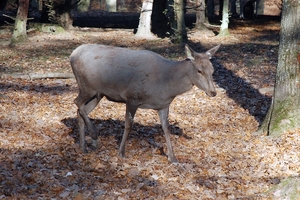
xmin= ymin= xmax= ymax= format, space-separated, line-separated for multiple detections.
xmin=185 ymin=44 xmax=195 ymax=60
xmin=206 ymin=45 xmax=221 ymax=59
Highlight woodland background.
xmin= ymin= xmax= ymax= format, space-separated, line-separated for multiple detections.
xmin=1 ymin=0 xmax=300 ymax=199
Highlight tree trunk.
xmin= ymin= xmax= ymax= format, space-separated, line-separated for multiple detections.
xmin=218 ymin=0 xmax=230 ymax=36
xmin=195 ymin=0 xmax=207 ymax=30
xmin=172 ymin=0 xmax=187 ymax=44
xmin=258 ymin=1 xmax=300 ymax=136
xmin=135 ymin=0 xmax=154 ymax=38
xmin=10 ymin=0 xmax=29 ymax=45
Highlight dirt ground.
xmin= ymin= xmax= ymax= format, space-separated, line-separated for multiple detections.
xmin=1 ymin=18 xmax=299 ymax=199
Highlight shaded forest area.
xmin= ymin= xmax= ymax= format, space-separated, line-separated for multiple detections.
xmin=1 ymin=9 xmax=299 ymax=199
xmin=0 ymin=9 xmax=197 ymax=30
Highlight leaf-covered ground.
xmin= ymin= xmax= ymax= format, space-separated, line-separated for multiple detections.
xmin=1 ymin=19 xmax=300 ymax=199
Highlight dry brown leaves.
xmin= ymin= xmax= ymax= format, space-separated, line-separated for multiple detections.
xmin=2 ymin=19 xmax=298 ymax=199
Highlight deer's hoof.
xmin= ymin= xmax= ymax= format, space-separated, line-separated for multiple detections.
xmin=168 ymin=156 xmax=178 ymax=163
xmin=81 ymin=148 xmax=88 ymax=154
xmin=91 ymin=139 xmax=98 ymax=150
xmin=118 ymin=151 xmax=125 ymax=159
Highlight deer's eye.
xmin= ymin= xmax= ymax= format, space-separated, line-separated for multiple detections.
xmin=197 ymin=70 xmax=202 ymax=74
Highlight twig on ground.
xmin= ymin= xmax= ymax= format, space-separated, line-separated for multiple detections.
xmin=1 ymin=73 xmax=75 ymax=80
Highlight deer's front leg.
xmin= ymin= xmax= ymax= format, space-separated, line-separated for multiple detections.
xmin=158 ymin=107 xmax=178 ymax=163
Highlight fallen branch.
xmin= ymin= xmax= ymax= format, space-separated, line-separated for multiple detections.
xmin=204 ymin=23 xmax=221 ymax=28
xmin=28 ymin=73 xmax=74 ymax=80
xmin=1 ymin=73 xmax=75 ymax=80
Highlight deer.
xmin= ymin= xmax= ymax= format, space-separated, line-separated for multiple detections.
xmin=70 ymin=44 xmax=220 ymax=163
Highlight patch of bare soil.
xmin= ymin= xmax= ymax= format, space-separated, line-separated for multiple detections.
xmin=1 ymin=19 xmax=297 ymax=199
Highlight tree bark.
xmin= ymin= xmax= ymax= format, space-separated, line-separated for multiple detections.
xmin=10 ymin=0 xmax=29 ymax=45
xmin=258 ymin=0 xmax=300 ymax=136
xmin=172 ymin=0 xmax=187 ymax=44
xmin=195 ymin=0 xmax=207 ymax=30
xmin=218 ymin=0 xmax=230 ymax=36
xmin=135 ymin=0 xmax=154 ymax=38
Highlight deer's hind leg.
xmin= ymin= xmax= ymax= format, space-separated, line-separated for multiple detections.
xmin=75 ymin=92 xmax=102 ymax=152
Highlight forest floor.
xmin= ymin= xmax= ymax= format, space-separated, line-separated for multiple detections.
xmin=1 ymin=18 xmax=300 ymax=199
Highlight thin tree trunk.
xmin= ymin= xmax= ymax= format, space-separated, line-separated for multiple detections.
xmin=136 ymin=0 xmax=154 ymax=38
xmin=258 ymin=1 xmax=300 ymax=136
xmin=218 ymin=0 xmax=230 ymax=36
xmin=10 ymin=0 xmax=29 ymax=45
xmin=195 ymin=0 xmax=207 ymax=30
xmin=172 ymin=0 xmax=187 ymax=44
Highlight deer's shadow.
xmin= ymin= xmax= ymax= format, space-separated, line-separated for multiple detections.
xmin=61 ymin=117 xmax=188 ymax=154
xmin=212 ymin=59 xmax=272 ymax=124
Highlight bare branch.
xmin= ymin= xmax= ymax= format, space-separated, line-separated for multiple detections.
xmin=3 ymin=14 xmax=16 ymax=20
